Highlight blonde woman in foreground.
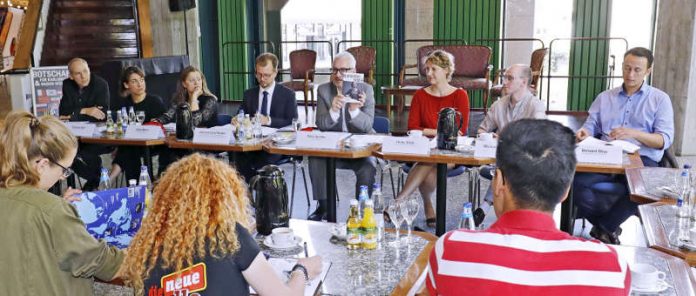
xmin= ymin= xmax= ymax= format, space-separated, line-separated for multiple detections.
xmin=0 ymin=111 xmax=124 ymax=295
xmin=123 ymin=153 xmax=322 ymax=296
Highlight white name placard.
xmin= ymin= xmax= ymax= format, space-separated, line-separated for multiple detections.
xmin=64 ymin=122 xmax=96 ymax=137
xmin=192 ymin=127 xmax=233 ymax=145
xmin=123 ymin=125 xmax=164 ymax=140
xmin=295 ymin=131 xmax=350 ymax=149
xmin=575 ymin=145 xmax=623 ymax=165
xmin=382 ymin=136 xmax=430 ymax=155
xmin=473 ymin=139 xmax=498 ymax=158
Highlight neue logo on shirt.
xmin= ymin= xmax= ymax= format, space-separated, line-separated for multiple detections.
xmin=148 ymin=263 xmax=207 ymax=296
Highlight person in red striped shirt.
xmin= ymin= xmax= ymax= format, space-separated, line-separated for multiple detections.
xmin=427 ymin=119 xmax=630 ymax=295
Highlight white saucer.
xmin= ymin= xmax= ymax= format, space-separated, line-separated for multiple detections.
xmin=680 ymin=240 xmax=696 ymax=251
xmin=454 ymin=145 xmax=474 ymax=153
xmin=631 ymin=280 xmax=669 ymax=294
xmin=329 ymin=224 xmax=347 ymax=240
xmin=263 ymin=235 xmax=302 ymax=250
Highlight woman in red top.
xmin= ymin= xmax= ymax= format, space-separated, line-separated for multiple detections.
xmin=397 ymin=50 xmax=470 ymax=227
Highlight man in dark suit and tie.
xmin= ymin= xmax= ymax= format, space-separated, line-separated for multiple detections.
xmin=236 ymin=53 xmax=298 ymax=181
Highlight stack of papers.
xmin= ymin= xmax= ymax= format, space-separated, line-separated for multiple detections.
xmin=249 ymin=258 xmax=331 ymax=296
xmin=578 ymin=137 xmax=640 ymax=153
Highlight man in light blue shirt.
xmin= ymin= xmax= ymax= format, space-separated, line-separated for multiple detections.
xmin=574 ymin=47 xmax=674 ymax=244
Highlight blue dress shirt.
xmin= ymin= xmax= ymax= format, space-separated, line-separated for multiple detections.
xmin=582 ymin=82 xmax=674 ymax=162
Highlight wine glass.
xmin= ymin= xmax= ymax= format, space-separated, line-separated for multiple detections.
xmin=136 ymin=111 xmax=146 ymax=125
xmin=387 ymin=200 xmax=403 ymax=242
xmin=400 ymin=196 xmax=420 ymax=241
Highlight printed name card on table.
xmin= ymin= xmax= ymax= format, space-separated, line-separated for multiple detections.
xmin=63 ymin=122 xmax=96 ymax=137
xmin=473 ymin=139 xmax=498 ymax=158
xmin=192 ymin=127 xmax=233 ymax=145
xmin=382 ymin=136 xmax=430 ymax=155
xmin=295 ymin=131 xmax=350 ymax=149
xmin=575 ymin=145 xmax=623 ymax=165
xmin=123 ymin=125 xmax=165 ymax=140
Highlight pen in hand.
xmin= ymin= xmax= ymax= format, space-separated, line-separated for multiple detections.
xmin=303 ymin=242 xmax=308 ymax=257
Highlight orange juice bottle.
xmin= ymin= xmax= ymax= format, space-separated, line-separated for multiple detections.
xmin=361 ymin=199 xmax=377 ymax=249
xmin=346 ymin=199 xmax=362 ymax=249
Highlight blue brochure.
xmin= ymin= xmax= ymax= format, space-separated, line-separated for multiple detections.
xmin=72 ymin=186 xmax=146 ymax=249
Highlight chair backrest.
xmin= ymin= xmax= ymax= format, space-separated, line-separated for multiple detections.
xmin=216 ymin=114 xmax=232 ymax=127
xmin=529 ymin=48 xmax=548 ymax=89
xmin=372 ymin=116 xmax=390 ymax=134
xmin=346 ymin=46 xmax=376 ymax=83
xmin=288 ymin=49 xmax=317 ymax=80
xmin=415 ymin=45 xmax=491 ymax=78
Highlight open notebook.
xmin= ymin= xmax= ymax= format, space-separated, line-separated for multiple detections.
xmin=250 ymin=258 xmax=332 ymax=296
xmin=578 ymin=137 xmax=640 ymax=153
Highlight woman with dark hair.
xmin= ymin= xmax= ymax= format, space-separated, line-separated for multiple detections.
xmin=124 ymin=153 xmax=322 ymax=296
xmin=154 ymin=66 xmax=218 ymax=128
xmin=110 ymin=66 xmax=166 ymax=181
xmin=0 ymin=111 xmax=124 ymax=294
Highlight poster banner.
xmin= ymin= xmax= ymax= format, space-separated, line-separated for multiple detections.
xmin=30 ymin=66 xmax=68 ymax=117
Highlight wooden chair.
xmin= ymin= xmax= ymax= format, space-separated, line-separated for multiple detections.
xmin=490 ymin=47 xmax=548 ymax=98
xmin=398 ymin=45 xmax=493 ymax=113
xmin=346 ymin=45 xmax=376 ymax=85
xmin=280 ymin=49 xmax=317 ymax=116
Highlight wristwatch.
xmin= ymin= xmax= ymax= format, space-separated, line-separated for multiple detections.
xmin=291 ymin=264 xmax=309 ymax=282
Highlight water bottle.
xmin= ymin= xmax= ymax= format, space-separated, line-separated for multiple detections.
xmin=358 ymin=185 xmax=369 ymax=219
xmin=127 ymin=179 xmax=137 ymax=198
xmin=346 ymin=199 xmax=361 ymax=250
xmin=98 ymin=168 xmax=110 ymax=190
xmin=677 ymin=164 xmax=691 ymax=218
xmin=105 ymin=110 xmax=114 ymax=134
xmin=139 ymin=165 xmax=153 ymax=211
xmin=252 ymin=113 xmax=263 ymax=140
xmin=115 ymin=110 xmax=124 ymax=135
xmin=370 ymin=183 xmax=384 ymax=241
xmin=243 ymin=114 xmax=253 ymax=141
xmin=458 ymin=202 xmax=475 ymax=230
xmin=128 ymin=107 xmax=136 ymax=125
xmin=236 ymin=112 xmax=246 ymax=142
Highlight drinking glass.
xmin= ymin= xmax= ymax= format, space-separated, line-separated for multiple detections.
xmin=292 ymin=118 xmax=301 ymax=132
xmin=136 ymin=111 xmax=146 ymax=125
xmin=400 ymin=196 xmax=420 ymax=241
xmin=387 ymin=200 xmax=403 ymax=242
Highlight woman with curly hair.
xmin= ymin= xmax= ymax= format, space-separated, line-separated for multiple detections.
xmin=0 ymin=111 xmax=124 ymax=294
xmin=123 ymin=153 xmax=322 ymax=296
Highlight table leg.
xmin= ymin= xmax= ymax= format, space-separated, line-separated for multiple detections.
xmin=144 ymin=147 xmax=155 ymax=180
xmin=436 ymin=163 xmax=447 ymax=236
xmin=326 ymin=158 xmax=337 ymax=222
xmin=560 ymin=186 xmax=575 ymax=234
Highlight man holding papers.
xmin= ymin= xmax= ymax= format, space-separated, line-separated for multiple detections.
xmin=574 ymin=47 xmax=674 ymax=244
xmin=236 ymin=53 xmax=298 ymax=181
xmin=308 ymin=51 xmax=376 ymax=221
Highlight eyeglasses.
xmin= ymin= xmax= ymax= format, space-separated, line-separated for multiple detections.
xmin=331 ymin=67 xmax=353 ymax=74
xmin=48 ymin=159 xmax=74 ymax=178
xmin=255 ymin=72 xmax=276 ymax=79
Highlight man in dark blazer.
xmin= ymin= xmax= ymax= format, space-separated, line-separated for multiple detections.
xmin=236 ymin=53 xmax=298 ymax=181
xmin=58 ymin=57 xmax=111 ymax=191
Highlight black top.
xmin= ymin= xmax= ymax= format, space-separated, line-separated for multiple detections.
xmin=143 ymin=223 xmax=261 ymax=296
xmin=123 ymin=93 xmax=167 ymax=122
xmin=157 ymin=94 xmax=218 ymax=128
xmin=58 ymin=74 xmax=110 ymax=122
xmin=240 ymin=84 xmax=298 ymax=128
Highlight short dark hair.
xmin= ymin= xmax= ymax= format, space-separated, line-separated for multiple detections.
xmin=624 ymin=47 xmax=654 ymax=68
xmin=495 ymin=119 xmax=577 ymax=212
xmin=119 ymin=66 xmax=145 ymax=96
xmin=255 ymin=53 xmax=279 ymax=69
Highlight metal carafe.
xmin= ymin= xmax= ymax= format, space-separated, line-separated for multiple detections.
xmin=436 ymin=107 xmax=464 ymax=150
xmin=250 ymin=165 xmax=290 ymax=235
xmin=175 ymin=103 xmax=193 ymax=140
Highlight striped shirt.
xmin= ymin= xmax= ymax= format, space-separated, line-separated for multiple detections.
xmin=427 ymin=210 xmax=630 ymax=295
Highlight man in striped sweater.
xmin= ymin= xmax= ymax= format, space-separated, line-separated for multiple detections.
xmin=427 ymin=119 xmax=630 ymax=295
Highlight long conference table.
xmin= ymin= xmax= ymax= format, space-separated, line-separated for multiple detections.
xmin=78 ymin=132 xmax=644 ymax=236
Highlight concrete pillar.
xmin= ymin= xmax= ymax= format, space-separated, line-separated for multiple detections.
xmin=652 ymin=0 xmax=696 ymax=155
xmin=503 ymin=0 xmax=536 ymax=68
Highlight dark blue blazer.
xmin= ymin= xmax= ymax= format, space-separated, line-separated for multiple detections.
xmin=240 ymin=83 xmax=298 ymax=128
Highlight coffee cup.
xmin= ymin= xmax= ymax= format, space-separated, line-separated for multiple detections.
xmin=271 ymin=227 xmax=295 ymax=247
xmin=630 ymin=263 xmax=666 ymax=289
xmin=408 ymin=130 xmax=423 ymax=137
xmin=478 ymin=132 xmax=494 ymax=141
xmin=349 ymin=137 xmax=366 ymax=148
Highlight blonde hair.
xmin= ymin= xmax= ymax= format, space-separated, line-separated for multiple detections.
xmin=424 ymin=49 xmax=456 ymax=81
xmin=0 ymin=111 xmax=77 ymax=188
xmin=124 ymin=153 xmax=252 ymax=295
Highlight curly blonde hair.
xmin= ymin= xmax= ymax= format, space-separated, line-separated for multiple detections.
xmin=123 ymin=153 xmax=251 ymax=295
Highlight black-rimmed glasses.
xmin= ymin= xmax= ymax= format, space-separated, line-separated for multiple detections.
xmin=331 ymin=67 xmax=353 ymax=74
xmin=48 ymin=159 xmax=74 ymax=178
